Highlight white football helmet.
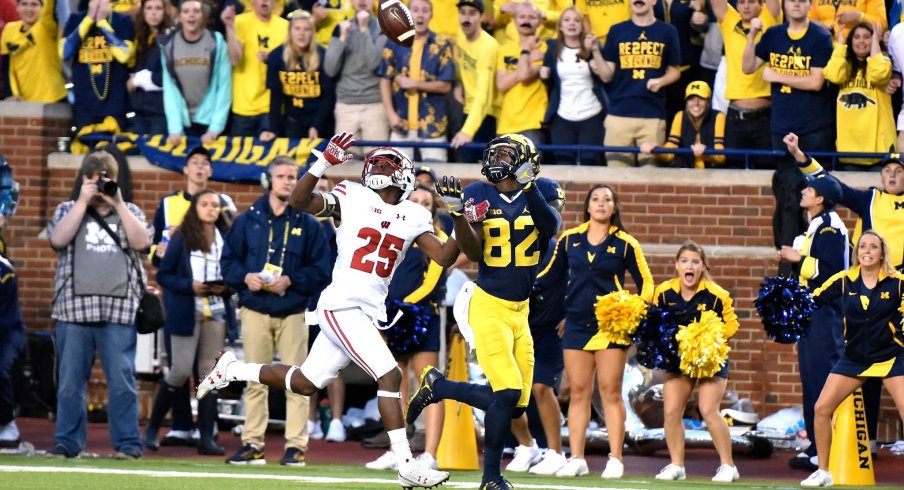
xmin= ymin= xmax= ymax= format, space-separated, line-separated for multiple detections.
xmin=361 ymin=147 xmax=416 ymax=202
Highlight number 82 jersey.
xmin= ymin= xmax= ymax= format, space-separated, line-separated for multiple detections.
xmin=317 ymin=181 xmax=434 ymax=322
xmin=466 ymin=178 xmax=562 ymax=302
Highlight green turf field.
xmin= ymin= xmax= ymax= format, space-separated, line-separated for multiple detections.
xmin=0 ymin=454 xmax=828 ymax=490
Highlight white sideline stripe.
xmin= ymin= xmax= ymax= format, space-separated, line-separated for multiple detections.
xmin=0 ymin=465 xmax=638 ymax=489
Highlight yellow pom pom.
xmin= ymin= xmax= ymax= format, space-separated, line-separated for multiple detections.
xmin=594 ymin=290 xmax=648 ymax=346
xmin=675 ymin=310 xmax=731 ymax=379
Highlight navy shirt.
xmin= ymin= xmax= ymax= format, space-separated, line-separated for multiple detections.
xmin=653 ymin=0 xmax=702 ymax=67
xmin=265 ymin=44 xmax=336 ymax=134
xmin=755 ymin=23 xmax=835 ymax=135
xmin=603 ymin=19 xmax=681 ymax=119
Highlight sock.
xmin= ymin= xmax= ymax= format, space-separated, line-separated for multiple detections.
xmin=388 ymin=428 xmax=413 ymax=464
xmin=434 ymin=379 xmax=494 ymax=411
xmin=482 ymin=389 xmax=520 ymax=482
xmin=230 ymin=362 xmax=263 ymax=383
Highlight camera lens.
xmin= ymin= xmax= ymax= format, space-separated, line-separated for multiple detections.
xmin=100 ymin=179 xmax=118 ymax=197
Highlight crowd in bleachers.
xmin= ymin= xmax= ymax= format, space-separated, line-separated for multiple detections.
xmin=2 ymin=0 xmax=904 ymax=168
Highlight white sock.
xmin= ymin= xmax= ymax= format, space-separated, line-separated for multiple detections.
xmin=230 ymin=362 xmax=263 ymax=383
xmin=388 ymin=428 xmax=413 ymax=464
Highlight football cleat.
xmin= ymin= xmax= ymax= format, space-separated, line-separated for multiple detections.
xmin=406 ymin=366 xmax=444 ymax=425
xmin=196 ymin=350 xmax=237 ymax=400
xmin=398 ymin=458 xmax=450 ymax=489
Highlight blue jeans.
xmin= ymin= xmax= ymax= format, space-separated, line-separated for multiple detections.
xmin=54 ymin=321 xmax=141 ymax=456
xmin=230 ymin=113 xmax=267 ymax=137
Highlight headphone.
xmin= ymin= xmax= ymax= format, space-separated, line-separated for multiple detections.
xmin=260 ymin=169 xmax=272 ymax=190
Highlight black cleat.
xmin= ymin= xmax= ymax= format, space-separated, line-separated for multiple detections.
xmin=405 ymin=366 xmax=445 ymax=425
xmin=479 ymin=477 xmax=514 ymax=489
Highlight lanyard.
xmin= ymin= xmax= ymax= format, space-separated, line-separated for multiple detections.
xmin=266 ymin=217 xmax=290 ymax=269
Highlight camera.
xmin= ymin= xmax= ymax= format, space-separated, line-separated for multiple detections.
xmin=97 ymin=171 xmax=118 ymax=197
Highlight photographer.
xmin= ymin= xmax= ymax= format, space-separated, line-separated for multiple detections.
xmin=46 ymin=151 xmax=153 ymax=459
xmin=220 ymin=156 xmax=331 ymax=465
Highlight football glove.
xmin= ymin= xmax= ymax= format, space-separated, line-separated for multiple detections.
xmin=463 ymin=198 xmax=490 ymax=223
xmin=513 ymin=160 xmax=538 ymax=186
xmin=308 ymin=131 xmax=356 ymax=177
xmin=435 ymin=176 xmax=464 ymax=214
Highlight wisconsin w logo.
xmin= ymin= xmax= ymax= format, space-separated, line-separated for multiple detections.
xmin=381 ymin=221 xmax=391 ymax=229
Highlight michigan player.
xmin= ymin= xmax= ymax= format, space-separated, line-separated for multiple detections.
xmin=197 ymin=132 xmax=456 ymax=489
xmin=406 ymin=134 xmax=563 ymax=490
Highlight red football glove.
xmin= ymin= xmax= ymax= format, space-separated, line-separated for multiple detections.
xmin=322 ymin=131 xmax=356 ymax=165
xmin=463 ymin=198 xmax=490 ymax=223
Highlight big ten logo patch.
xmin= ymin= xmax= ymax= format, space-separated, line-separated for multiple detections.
xmin=279 ymin=71 xmax=322 ymax=107
xmin=80 ymin=35 xmax=113 ymax=65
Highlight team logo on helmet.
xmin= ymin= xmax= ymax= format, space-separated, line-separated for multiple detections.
xmin=362 ymin=147 xmax=416 ymax=202
xmin=480 ymin=134 xmax=540 ymax=183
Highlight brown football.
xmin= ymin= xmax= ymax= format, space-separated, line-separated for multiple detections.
xmin=377 ymin=0 xmax=415 ymax=48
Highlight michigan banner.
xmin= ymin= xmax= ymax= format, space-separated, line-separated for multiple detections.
xmin=136 ymin=135 xmax=325 ymax=183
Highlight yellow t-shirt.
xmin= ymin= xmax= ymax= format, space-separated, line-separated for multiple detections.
xmin=496 ymin=39 xmax=547 ymax=134
xmin=314 ymin=0 xmax=354 ymax=46
xmin=429 ymin=0 xmax=461 ymax=40
xmin=456 ymin=30 xmax=501 ymax=136
xmin=492 ymin=0 xmax=566 ymax=46
xmin=575 ymin=0 xmax=630 ymax=46
xmin=110 ymin=0 xmax=139 ymax=14
xmin=0 ymin=0 xmax=67 ymax=102
xmin=719 ymin=4 xmax=780 ymax=101
xmin=239 ymin=0 xmax=294 ymax=18
xmin=232 ymin=12 xmax=289 ymax=116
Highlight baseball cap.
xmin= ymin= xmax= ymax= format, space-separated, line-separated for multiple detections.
xmin=685 ymin=81 xmax=712 ymax=100
xmin=805 ymin=173 xmax=842 ymax=208
xmin=456 ymin=0 xmax=484 ymax=13
xmin=186 ymin=145 xmax=212 ymax=164
xmin=880 ymin=152 xmax=904 ymax=169
xmin=415 ymin=165 xmax=438 ymax=184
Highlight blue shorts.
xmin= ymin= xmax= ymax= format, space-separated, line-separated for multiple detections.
xmin=832 ymin=352 xmax=904 ymax=378
xmin=389 ymin=313 xmax=441 ymax=354
xmin=530 ymin=326 xmax=564 ymax=391
xmin=562 ymin=320 xmax=629 ymax=351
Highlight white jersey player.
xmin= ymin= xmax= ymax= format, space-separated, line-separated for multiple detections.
xmin=197 ymin=132 xmax=459 ymax=489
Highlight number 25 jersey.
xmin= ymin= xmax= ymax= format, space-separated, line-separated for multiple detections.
xmin=317 ymin=181 xmax=434 ymax=322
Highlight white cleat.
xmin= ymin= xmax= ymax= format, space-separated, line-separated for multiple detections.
xmin=398 ymin=458 xmax=450 ymax=489
xmin=801 ymin=469 xmax=833 ymax=487
xmin=528 ymin=450 xmax=567 ymax=475
xmin=601 ymin=454 xmax=624 ymax=479
xmin=505 ymin=439 xmax=542 ymax=472
xmin=712 ymin=464 xmax=740 ymax=483
xmin=365 ymin=450 xmax=398 ymax=470
xmin=196 ymin=350 xmax=237 ymax=400
xmin=655 ymin=463 xmax=686 ymax=480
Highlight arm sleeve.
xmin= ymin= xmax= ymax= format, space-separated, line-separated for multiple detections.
xmin=61 ymin=15 xmax=93 ymax=60
xmin=285 ymin=216 xmax=332 ymax=296
xmin=659 ymin=112 xmax=682 ymax=163
xmin=322 ymin=28 xmax=344 ymax=77
xmin=264 ymin=52 xmax=282 ymax=133
xmin=220 ymin=215 xmax=250 ymax=290
xmin=889 ymin=24 xmax=904 ymax=74
xmin=95 ymin=17 xmax=134 ymax=65
xmin=866 ymin=52 xmax=892 ymax=85
xmin=403 ymin=260 xmax=445 ymax=305
xmin=800 ymin=224 xmax=848 ymax=284
xmin=811 ymin=270 xmax=845 ymax=306
xmin=358 ymin=29 xmax=388 ymax=72
xmin=148 ymin=200 xmax=165 ymax=265
xmin=799 ymin=157 xmax=873 ymax=216
xmin=314 ymin=65 xmax=336 ymax=133
xmin=207 ymin=33 xmax=232 ymax=135
xmin=708 ymin=111 xmax=726 ymax=166
xmin=155 ymin=235 xmax=195 ymax=294
xmin=625 ymin=239 xmax=654 ymax=301
xmin=161 ymin=45 xmax=187 ymax=136
xmin=535 ymin=235 xmax=569 ymax=292
xmin=1 ymin=54 xmax=12 ymax=99
xmin=823 ymin=42 xmax=851 ymax=84
xmin=461 ymin=40 xmax=497 ymax=136
xmin=718 ymin=293 xmax=740 ymax=338
xmin=864 ymin=0 xmax=888 ymax=29
xmin=524 ymin=185 xmax=560 ymax=241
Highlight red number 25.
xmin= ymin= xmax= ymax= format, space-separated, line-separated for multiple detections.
xmin=350 ymin=227 xmax=405 ymax=278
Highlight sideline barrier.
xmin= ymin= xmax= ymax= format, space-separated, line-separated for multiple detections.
xmin=828 ymin=388 xmax=875 ymax=486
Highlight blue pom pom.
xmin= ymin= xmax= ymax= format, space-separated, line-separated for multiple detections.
xmin=632 ymin=305 xmax=681 ymax=371
xmin=754 ymin=276 xmax=816 ymax=344
xmin=382 ymin=300 xmax=432 ymax=354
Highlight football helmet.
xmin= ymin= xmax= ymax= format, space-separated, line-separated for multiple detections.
xmin=481 ymin=134 xmax=540 ymax=183
xmin=361 ymin=147 xmax=416 ymax=202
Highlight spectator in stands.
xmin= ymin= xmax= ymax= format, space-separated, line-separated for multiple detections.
xmin=539 ymin=7 xmax=606 ymax=165
xmin=495 ymin=2 xmax=547 ymax=145
xmin=239 ymin=0 xmax=294 ymax=18
xmin=127 ymin=0 xmax=171 ymax=136
xmin=451 ymin=0 xmax=500 ymax=163
xmin=650 ymin=241 xmax=741 ymax=483
xmin=148 ymin=146 xmax=236 ymax=448
xmin=809 ymin=0 xmax=885 ymax=41
xmin=223 ymin=0 xmax=288 ymax=137
xmin=302 ymin=0 xmax=352 ymax=47
xmin=1 ymin=0 xmax=66 ymax=102
xmin=824 ymin=22 xmax=896 ymax=168
xmin=365 ymin=186 xmax=448 ymax=472
xmin=61 ymin=0 xmax=135 ymax=131
xmin=710 ymin=0 xmax=781 ymax=169
xmin=654 ymin=0 xmax=707 ymax=121
xmin=220 ymin=156 xmax=331 ymax=465
xmin=779 ymin=133 xmax=848 ymax=473
xmin=640 ymin=81 xmax=726 ymax=168
xmin=535 ymin=184 xmax=653 ymax=479
xmin=742 ymin=0 xmax=834 ymax=265
xmin=597 ymin=0 xmax=681 ymax=167
xmin=491 ymin=0 xmax=560 ymax=46
xmin=378 ymin=0 xmax=454 ymax=163
xmin=575 ymin=0 xmax=628 ymax=46
xmin=47 ymin=151 xmax=152 ymax=459
xmin=324 ymin=0 xmax=388 ymax=155
xmin=427 ymin=0 xmax=459 ymax=39
xmin=0 ymin=238 xmax=25 ymax=449
xmin=261 ymin=9 xmax=335 ymax=142
xmin=161 ymin=0 xmax=232 ymax=146
xmin=147 ymin=189 xmax=234 ymax=456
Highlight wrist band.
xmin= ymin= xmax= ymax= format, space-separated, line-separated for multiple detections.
xmin=307 ymin=153 xmax=329 ymax=178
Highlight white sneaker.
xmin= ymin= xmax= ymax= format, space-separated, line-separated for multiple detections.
xmin=601 ymin=454 xmax=624 ymax=479
xmin=712 ymin=464 xmax=739 ymax=483
xmin=398 ymin=458 xmax=450 ymax=488
xmin=529 ymin=450 xmax=567 ymax=475
xmin=801 ymin=469 xmax=833 ymax=487
xmin=307 ymin=420 xmax=324 ymax=440
xmin=0 ymin=420 xmax=19 ymax=443
xmin=325 ymin=419 xmax=346 ymax=442
xmin=415 ymin=452 xmax=439 ymax=470
xmin=505 ymin=439 xmax=541 ymax=472
xmin=655 ymin=463 xmax=686 ymax=480
xmin=365 ymin=450 xmax=398 ymax=470
xmin=555 ymin=456 xmax=589 ymax=477
xmin=196 ymin=350 xmax=238 ymax=400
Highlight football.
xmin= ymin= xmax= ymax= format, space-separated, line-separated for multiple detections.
xmin=377 ymin=0 xmax=415 ymax=48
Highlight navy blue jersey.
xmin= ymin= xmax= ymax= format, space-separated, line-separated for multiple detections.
xmin=387 ymin=229 xmax=447 ymax=307
xmin=754 ymin=23 xmax=834 ymax=135
xmin=466 ymin=178 xmax=562 ymax=302
xmin=603 ymin=19 xmax=681 ymax=119
xmin=529 ymin=237 xmax=565 ymax=330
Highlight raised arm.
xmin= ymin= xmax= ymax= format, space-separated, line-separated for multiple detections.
xmin=288 ymin=132 xmax=356 ymax=215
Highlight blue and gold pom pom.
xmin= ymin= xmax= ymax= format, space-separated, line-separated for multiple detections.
xmin=754 ymin=276 xmax=815 ymax=344
xmin=631 ymin=305 xmax=681 ymax=372
xmin=383 ymin=300 xmax=430 ymax=354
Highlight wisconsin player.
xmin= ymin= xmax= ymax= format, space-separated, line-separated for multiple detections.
xmin=406 ymin=134 xmax=563 ymax=490
xmin=196 ymin=132 xmax=456 ymax=489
